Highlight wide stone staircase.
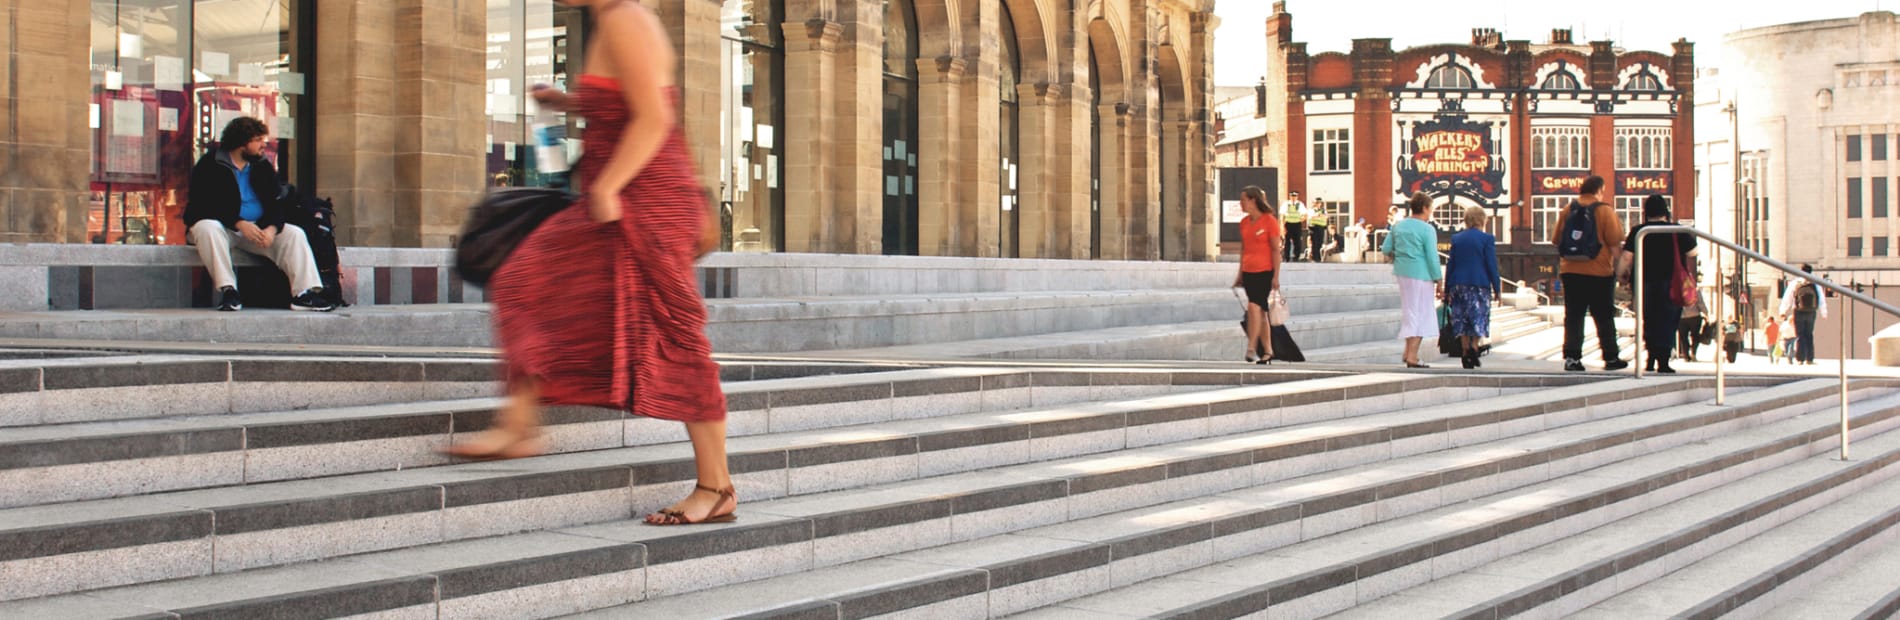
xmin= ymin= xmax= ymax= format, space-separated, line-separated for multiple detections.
xmin=6 ymin=352 xmax=1900 ymax=618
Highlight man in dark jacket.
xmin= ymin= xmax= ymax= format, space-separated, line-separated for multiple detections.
xmin=184 ymin=117 xmax=333 ymax=312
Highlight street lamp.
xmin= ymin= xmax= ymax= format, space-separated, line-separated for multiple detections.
xmin=1725 ymin=100 xmax=1753 ymax=349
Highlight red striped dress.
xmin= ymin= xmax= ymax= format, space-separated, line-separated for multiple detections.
xmin=487 ymin=75 xmax=726 ymax=423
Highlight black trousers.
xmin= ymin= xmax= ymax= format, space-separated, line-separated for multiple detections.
xmin=1562 ymin=273 xmax=1621 ymax=362
xmin=1641 ymin=287 xmax=1682 ymax=362
xmin=1309 ymin=227 xmax=1328 ymax=262
xmin=1794 ymin=312 xmax=1817 ymax=363
xmin=1678 ymin=316 xmax=1704 ymax=360
xmin=1284 ymin=223 xmax=1306 ymax=261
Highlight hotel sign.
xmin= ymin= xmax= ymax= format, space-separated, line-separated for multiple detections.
xmin=1617 ymin=171 xmax=1672 ymax=194
xmin=1397 ymin=112 xmax=1506 ymax=202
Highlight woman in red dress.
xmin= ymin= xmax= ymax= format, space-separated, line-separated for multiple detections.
xmin=444 ymin=0 xmax=734 ymax=526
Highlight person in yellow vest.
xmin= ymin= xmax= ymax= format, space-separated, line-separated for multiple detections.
xmin=1307 ymin=198 xmax=1331 ymax=263
xmin=1282 ymin=191 xmax=1308 ymax=262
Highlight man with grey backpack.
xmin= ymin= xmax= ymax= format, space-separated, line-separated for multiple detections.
xmin=1550 ymin=176 xmax=1629 ymax=372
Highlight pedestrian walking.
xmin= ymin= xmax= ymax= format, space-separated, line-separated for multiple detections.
xmin=1551 ymin=176 xmax=1629 ymax=372
xmin=1678 ymin=295 xmax=1706 ymax=362
xmin=1233 ymin=186 xmax=1282 ymax=364
xmin=1444 ymin=205 xmax=1500 ymax=369
xmin=1307 ymin=198 xmax=1330 ymax=263
xmin=1778 ymin=265 xmax=1827 ymax=365
xmin=1382 ymin=192 xmax=1444 ymax=368
xmin=445 ymin=0 xmax=737 ymax=527
xmin=1282 ymin=191 xmax=1308 ymax=262
xmin=1766 ymin=315 xmax=1783 ymax=364
xmin=1617 ymin=194 xmax=1694 ymax=374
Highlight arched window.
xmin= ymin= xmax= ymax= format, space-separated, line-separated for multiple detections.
xmin=1532 ymin=136 xmax=1545 ymax=168
xmin=881 ymin=0 xmax=920 ymax=255
xmin=719 ymin=0 xmax=785 ymax=251
xmin=1540 ymin=71 xmax=1580 ymax=90
xmin=1628 ymin=68 xmax=1663 ymax=91
xmin=1426 ymin=64 xmax=1475 ymax=89
xmin=999 ymin=3 xmax=1022 ymax=257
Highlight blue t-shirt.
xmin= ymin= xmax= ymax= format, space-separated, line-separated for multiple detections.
xmin=234 ymin=163 xmax=264 ymax=223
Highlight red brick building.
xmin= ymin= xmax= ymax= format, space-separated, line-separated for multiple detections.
xmin=1267 ymin=3 xmax=1696 ymax=290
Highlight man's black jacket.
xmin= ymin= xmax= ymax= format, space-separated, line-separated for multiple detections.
xmin=183 ymin=150 xmax=291 ymax=231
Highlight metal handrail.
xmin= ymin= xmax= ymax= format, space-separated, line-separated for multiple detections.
xmin=1511 ymin=280 xmax=1551 ymax=305
xmin=1631 ymin=224 xmax=1900 ymax=460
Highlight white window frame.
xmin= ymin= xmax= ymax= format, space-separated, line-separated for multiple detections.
xmin=1531 ymin=196 xmax=1569 ymax=245
xmin=1312 ymin=128 xmax=1351 ymax=172
xmin=1614 ymin=127 xmax=1672 ymax=171
xmin=1532 ymin=126 xmax=1590 ymax=170
xmin=1613 ymin=196 xmax=1646 ymax=230
xmin=1427 ymin=64 xmax=1475 ymax=89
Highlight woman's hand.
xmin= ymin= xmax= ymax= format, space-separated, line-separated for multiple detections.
xmin=530 ymin=85 xmax=570 ymax=111
xmin=589 ymin=190 xmax=623 ymax=224
xmin=1271 ymin=275 xmax=1281 ymax=292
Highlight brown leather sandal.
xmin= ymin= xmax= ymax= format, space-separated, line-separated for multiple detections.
xmin=645 ymin=484 xmax=738 ymax=526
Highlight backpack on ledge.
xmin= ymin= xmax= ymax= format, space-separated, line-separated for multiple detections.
xmin=283 ymin=184 xmax=349 ymax=307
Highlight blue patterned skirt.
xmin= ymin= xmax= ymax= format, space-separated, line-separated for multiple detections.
xmin=1445 ymin=285 xmax=1491 ymax=338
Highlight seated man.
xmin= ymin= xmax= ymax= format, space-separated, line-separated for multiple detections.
xmin=183 ymin=117 xmax=334 ymax=312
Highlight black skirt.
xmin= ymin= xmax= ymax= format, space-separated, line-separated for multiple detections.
xmin=1241 ymin=270 xmax=1276 ymax=308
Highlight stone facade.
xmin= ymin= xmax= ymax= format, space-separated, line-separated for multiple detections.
xmin=1694 ymin=12 xmax=1900 ymax=283
xmin=0 ymin=0 xmax=1219 ymax=261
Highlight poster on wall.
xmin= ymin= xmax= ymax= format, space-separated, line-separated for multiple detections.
xmin=1395 ymin=106 xmax=1507 ymax=203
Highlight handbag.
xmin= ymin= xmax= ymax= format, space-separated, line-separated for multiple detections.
xmin=1668 ymin=235 xmax=1697 ymax=307
xmin=454 ymin=187 xmax=578 ymax=285
xmin=1267 ymin=290 xmax=1291 ymax=326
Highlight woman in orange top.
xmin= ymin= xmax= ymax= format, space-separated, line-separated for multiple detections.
xmin=1234 ymin=186 xmax=1283 ymax=363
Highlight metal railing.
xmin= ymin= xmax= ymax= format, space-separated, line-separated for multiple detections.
xmin=1631 ymin=225 xmax=1900 ymax=460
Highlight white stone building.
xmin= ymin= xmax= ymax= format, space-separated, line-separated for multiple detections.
xmin=1693 ymin=11 xmax=1900 ymax=356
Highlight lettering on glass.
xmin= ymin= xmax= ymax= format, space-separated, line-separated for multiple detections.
xmin=1617 ymin=171 xmax=1671 ymax=194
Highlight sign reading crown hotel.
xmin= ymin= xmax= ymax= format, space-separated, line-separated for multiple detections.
xmin=1397 ymin=111 xmax=1506 ymax=202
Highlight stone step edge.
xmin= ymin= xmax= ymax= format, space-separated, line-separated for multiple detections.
xmin=1856 ymin=585 xmax=1900 ymax=620
xmin=562 ymin=385 xmax=1899 ymax=620
xmin=1441 ymin=406 xmax=1900 ymax=620
xmin=0 ymin=375 xmax=1666 ymax=602
xmin=0 ymin=370 xmax=1367 ymax=509
xmin=0 ymin=374 xmax=1470 ymax=555
xmin=0 ymin=378 xmax=1817 ymax=612
xmin=1122 ymin=392 xmax=1900 ymax=620
xmin=1654 ymin=474 xmax=1900 ymax=619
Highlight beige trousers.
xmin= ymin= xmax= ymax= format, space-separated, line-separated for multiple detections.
xmin=188 ymin=219 xmax=323 ymax=294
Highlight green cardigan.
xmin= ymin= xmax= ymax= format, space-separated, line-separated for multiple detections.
xmin=1381 ymin=217 xmax=1443 ymax=282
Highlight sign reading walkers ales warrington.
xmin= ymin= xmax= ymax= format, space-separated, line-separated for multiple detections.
xmin=1397 ymin=110 xmax=1506 ymax=202
xmin=1617 ymin=171 xmax=1672 ymax=194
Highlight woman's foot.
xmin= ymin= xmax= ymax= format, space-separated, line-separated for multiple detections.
xmin=645 ymin=484 xmax=738 ymax=525
xmin=440 ymin=429 xmax=544 ymax=460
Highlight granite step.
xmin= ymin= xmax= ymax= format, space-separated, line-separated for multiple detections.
xmin=0 ymin=371 xmax=1508 ymax=601
xmin=1021 ymin=386 xmax=1900 ymax=619
xmin=1318 ymin=392 xmax=1900 ymax=620
xmin=1762 ymin=522 xmax=1900 ymax=619
xmin=0 ymin=354 xmax=920 ymax=428
xmin=3 ymin=366 xmax=1285 ymax=508
xmin=818 ymin=307 xmax=1406 ymax=363
xmin=1297 ymin=308 xmax=1545 ymax=366
xmin=1571 ymin=459 xmax=1900 ymax=619
xmin=0 ymin=376 xmax=1796 ymax=617
xmin=563 ymin=380 xmax=1874 ymax=619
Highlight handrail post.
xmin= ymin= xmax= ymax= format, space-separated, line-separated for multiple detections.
xmin=1842 ymin=299 xmax=1852 ymax=460
xmin=1714 ymin=238 xmax=1725 ymax=405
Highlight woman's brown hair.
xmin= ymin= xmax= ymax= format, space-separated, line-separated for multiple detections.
xmin=1407 ymin=191 xmax=1434 ymax=215
xmin=1241 ymin=186 xmax=1270 ymax=214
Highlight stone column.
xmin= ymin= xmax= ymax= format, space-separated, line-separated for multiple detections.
xmin=780 ymin=18 xmax=844 ymax=253
xmin=1096 ymin=102 xmax=1130 ymax=259
xmin=647 ymin=0 xmax=724 ymax=191
xmin=1055 ymin=85 xmax=1095 ymax=259
xmin=1015 ymin=83 xmax=1056 ymax=257
xmin=317 ymin=0 xmax=485 ymax=248
xmin=0 ymin=0 xmax=91 ymax=243
xmin=917 ymin=56 xmax=968 ymax=255
xmin=839 ymin=0 xmax=887 ymax=255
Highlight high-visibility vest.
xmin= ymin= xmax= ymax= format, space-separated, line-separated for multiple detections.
xmin=1282 ymin=201 xmax=1306 ymax=224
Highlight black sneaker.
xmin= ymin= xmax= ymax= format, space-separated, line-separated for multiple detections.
xmin=216 ymin=287 xmax=242 ymax=312
xmin=291 ymin=289 xmax=337 ymax=312
xmin=1564 ymin=358 xmax=1585 ymax=372
xmin=1604 ymin=359 xmax=1630 ymax=372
